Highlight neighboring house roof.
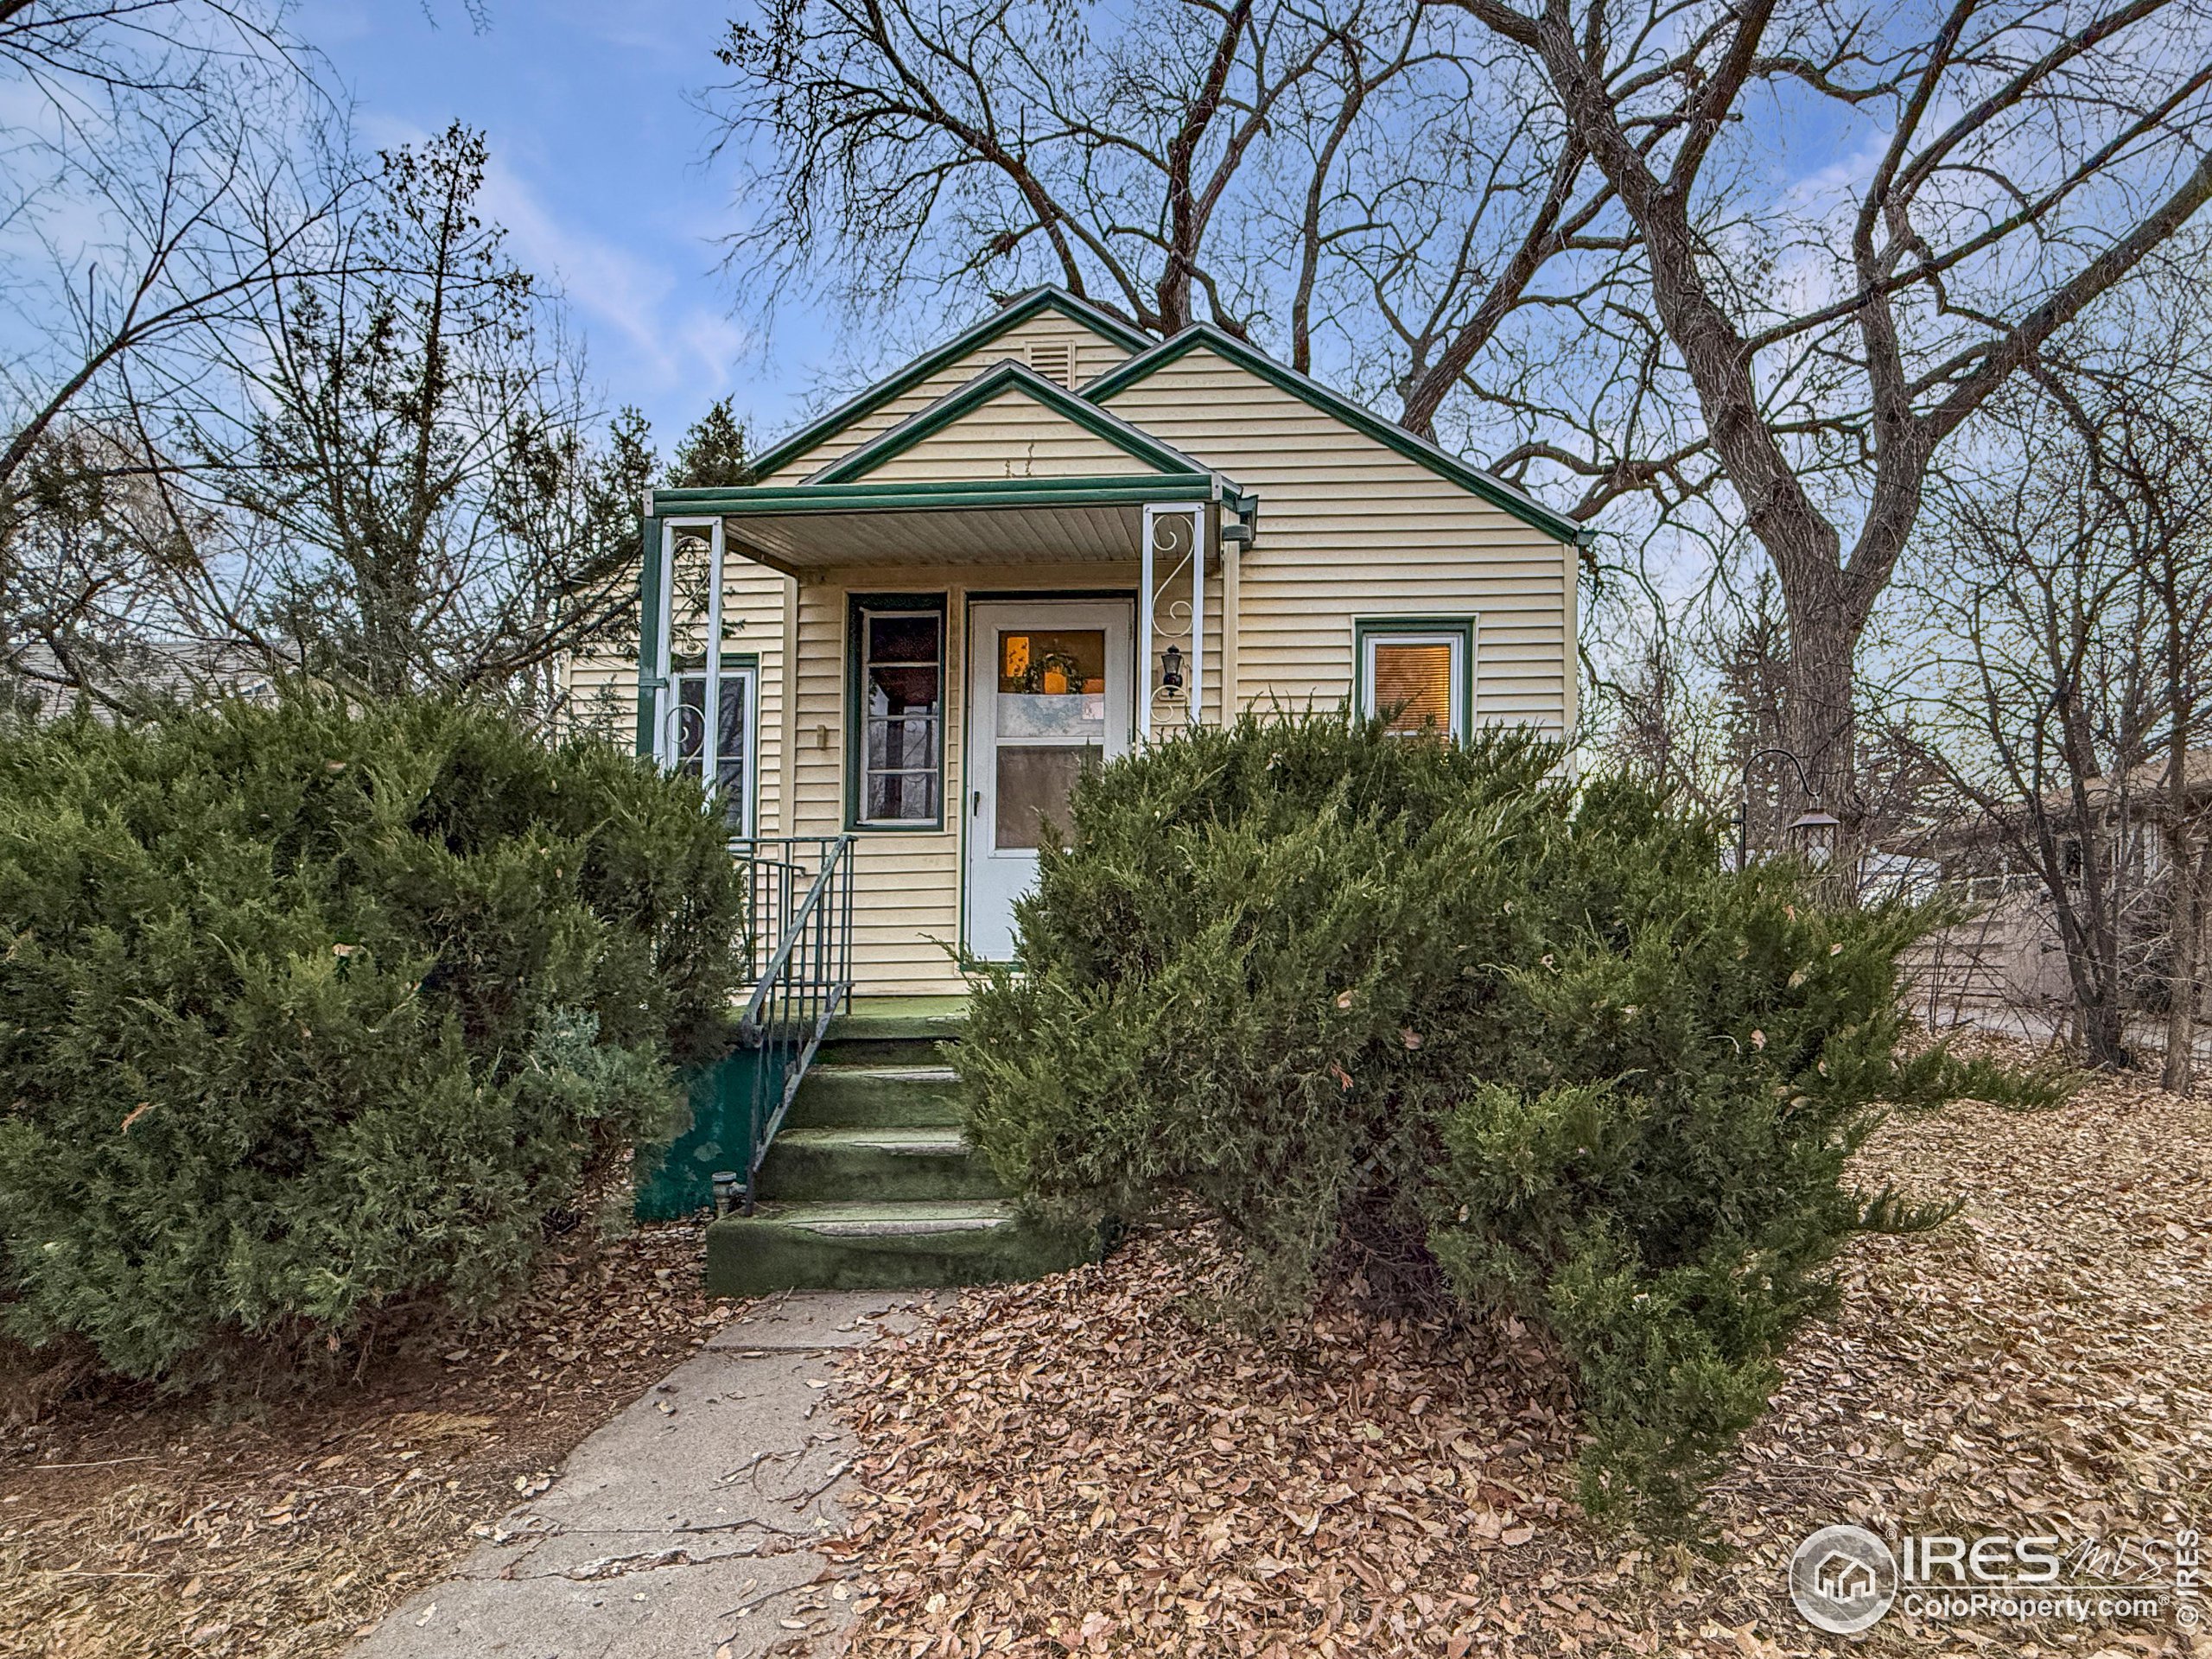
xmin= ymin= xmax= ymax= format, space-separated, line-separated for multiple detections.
xmin=1084 ymin=322 xmax=1594 ymax=549
xmin=2029 ymin=748 xmax=2212 ymax=817
xmin=806 ymin=359 xmax=1225 ymax=486
xmin=8 ymin=638 xmax=276 ymax=715
xmin=743 ymin=287 xmax=1154 ymax=485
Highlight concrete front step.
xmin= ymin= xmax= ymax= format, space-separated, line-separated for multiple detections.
xmin=757 ymin=1125 xmax=1006 ymax=1203
xmin=784 ymin=1062 xmax=965 ymax=1129
xmin=705 ymin=1200 xmax=1092 ymax=1296
xmin=701 ymin=996 xmax=1075 ymax=1294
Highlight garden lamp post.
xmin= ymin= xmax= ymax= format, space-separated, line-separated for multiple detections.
xmin=1734 ymin=747 xmax=1839 ymax=870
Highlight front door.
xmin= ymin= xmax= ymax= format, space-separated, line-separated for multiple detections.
xmin=963 ymin=600 xmax=1134 ymax=962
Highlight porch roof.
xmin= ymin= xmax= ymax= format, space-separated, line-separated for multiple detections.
xmin=652 ymin=473 xmax=1253 ymax=576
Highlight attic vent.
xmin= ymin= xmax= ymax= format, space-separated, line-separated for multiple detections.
xmin=1027 ymin=340 xmax=1075 ymax=385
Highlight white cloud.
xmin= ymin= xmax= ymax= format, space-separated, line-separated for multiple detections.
xmin=354 ymin=111 xmax=747 ymax=416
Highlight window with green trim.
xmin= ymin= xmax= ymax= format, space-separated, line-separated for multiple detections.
xmin=670 ymin=660 xmax=756 ymax=835
xmin=1357 ymin=621 xmax=1470 ymax=740
xmin=851 ymin=598 xmax=944 ymax=826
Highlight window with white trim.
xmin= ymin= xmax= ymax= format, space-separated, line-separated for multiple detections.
xmin=1359 ymin=625 xmax=1467 ymax=740
xmin=671 ymin=661 xmax=756 ymax=835
xmin=855 ymin=605 xmax=944 ymax=825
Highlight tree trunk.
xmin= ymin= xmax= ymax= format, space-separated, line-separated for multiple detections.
xmin=2062 ymin=920 xmax=2132 ymax=1070
xmin=2164 ymin=831 xmax=2209 ymax=1092
xmin=1778 ymin=599 xmax=1860 ymax=815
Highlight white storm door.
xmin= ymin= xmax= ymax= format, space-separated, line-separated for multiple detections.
xmin=963 ymin=600 xmax=1134 ymax=963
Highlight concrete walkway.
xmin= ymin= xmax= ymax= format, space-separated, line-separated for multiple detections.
xmin=354 ymin=1291 xmax=940 ymax=1659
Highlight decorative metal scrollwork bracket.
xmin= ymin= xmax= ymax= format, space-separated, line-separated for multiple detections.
xmin=1140 ymin=504 xmax=1205 ymax=740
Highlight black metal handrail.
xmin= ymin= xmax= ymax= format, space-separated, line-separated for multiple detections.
xmin=729 ymin=835 xmax=855 ymax=1214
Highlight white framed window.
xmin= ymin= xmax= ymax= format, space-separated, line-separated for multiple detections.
xmin=851 ymin=599 xmax=945 ymax=828
xmin=671 ymin=660 xmax=757 ymax=836
xmin=1357 ymin=620 xmax=1471 ymax=740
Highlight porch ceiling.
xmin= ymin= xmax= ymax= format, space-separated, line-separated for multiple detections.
xmin=657 ymin=474 xmax=1249 ymax=576
xmin=728 ymin=499 xmax=1145 ymax=572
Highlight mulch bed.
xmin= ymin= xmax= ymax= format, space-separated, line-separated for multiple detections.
xmin=826 ymin=1054 xmax=2212 ymax=1657
xmin=0 ymin=1223 xmax=737 ymax=1658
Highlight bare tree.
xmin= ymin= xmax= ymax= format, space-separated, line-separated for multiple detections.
xmin=1454 ymin=0 xmax=2212 ymax=811
xmin=0 ymin=1 xmax=354 ymax=693
xmin=170 ymin=124 xmax=656 ymax=710
xmin=704 ymin=0 xmax=1671 ymax=521
xmin=1894 ymin=316 xmax=2212 ymax=1073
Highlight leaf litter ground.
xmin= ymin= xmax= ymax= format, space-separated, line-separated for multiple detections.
xmin=828 ymin=1052 xmax=2212 ymax=1658
xmin=0 ymin=1224 xmax=741 ymax=1657
xmin=3 ymin=1046 xmax=2206 ymax=1659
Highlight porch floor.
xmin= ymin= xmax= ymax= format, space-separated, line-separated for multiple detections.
xmin=842 ymin=995 xmax=970 ymax=1020
xmin=826 ymin=995 xmax=970 ymax=1046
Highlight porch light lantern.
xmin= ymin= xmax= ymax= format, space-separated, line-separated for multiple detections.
xmin=1160 ymin=643 xmax=1185 ymax=696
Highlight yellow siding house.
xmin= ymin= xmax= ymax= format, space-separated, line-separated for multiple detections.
xmin=579 ymin=287 xmax=1589 ymax=1001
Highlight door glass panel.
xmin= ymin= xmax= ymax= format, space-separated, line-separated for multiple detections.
xmin=868 ymin=613 xmax=940 ymax=664
xmin=997 ymin=628 xmax=1108 ymax=740
xmin=1371 ymin=640 xmax=1455 ymax=734
xmin=995 ymin=745 xmax=1097 ymax=850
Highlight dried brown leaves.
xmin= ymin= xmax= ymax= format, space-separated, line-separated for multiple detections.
xmin=0 ymin=1223 xmax=737 ymax=1658
xmin=830 ymin=1051 xmax=2212 ymax=1657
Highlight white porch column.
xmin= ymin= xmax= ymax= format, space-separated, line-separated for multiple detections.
xmin=651 ymin=518 xmax=727 ymax=775
xmin=1220 ymin=524 xmax=1239 ymax=723
xmin=649 ymin=522 xmax=676 ymax=766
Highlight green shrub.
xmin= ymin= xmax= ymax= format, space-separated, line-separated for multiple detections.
xmin=0 ymin=694 xmax=745 ymax=1385
xmin=963 ymin=712 xmax=2027 ymax=1528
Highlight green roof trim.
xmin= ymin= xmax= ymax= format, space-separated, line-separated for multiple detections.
xmin=1083 ymin=324 xmax=1594 ymax=548
xmin=810 ymin=359 xmax=1212 ymax=486
xmin=742 ymin=288 xmax=1155 ymax=484
xmin=652 ymin=473 xmax=1242 ymax=518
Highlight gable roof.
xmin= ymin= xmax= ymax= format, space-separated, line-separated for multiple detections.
xmin=1083 ymin=323 xmax=1594 ymax=548
xmin=743 ymin=288 xmax=1154 ymax=484
xmin=807 ymin=359 xmax=1220 ymax=486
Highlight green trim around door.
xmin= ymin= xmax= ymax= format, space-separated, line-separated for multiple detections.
xmin=1352 ymin=615 xmax=1478 ymax=741
xmin=845 ymin=592 xmax=950 ymax=834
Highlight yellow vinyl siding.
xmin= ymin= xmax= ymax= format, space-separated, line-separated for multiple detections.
xmin=631 ymin=321 xmax=1575 ymax=996
xmin=855 ymin=387 xmax=1161 ymax=482
xmin=760 ymin=315 xmax=1143 ymax=485
xmin=563 ymin=651 xmax=639 ymax=747
xmin=1098 ymin=348 xmax=1574 ymax=735
xmin=559 ymin=559 xmax=796 ymax=835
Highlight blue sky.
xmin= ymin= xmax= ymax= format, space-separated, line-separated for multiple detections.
xmin=299 ymin=0 xmax=822 ymax=457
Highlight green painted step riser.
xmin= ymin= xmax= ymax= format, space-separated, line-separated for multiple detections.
xmin=814 ymin=1037 xmax=958 ymax=1068
xmin=755 ymin=1143 xmax=1005 ymax=1204
xmin=785 ymin=1077 xmax=966 ymax=1129
xmin=704 ymin=1217 xmax=1091 ymax=1297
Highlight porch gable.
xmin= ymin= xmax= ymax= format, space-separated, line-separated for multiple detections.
xmin=808 ymin=359 xmax=1215 ymax=486
xmin=747 ymin=288 xmax=1154 ymax=485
